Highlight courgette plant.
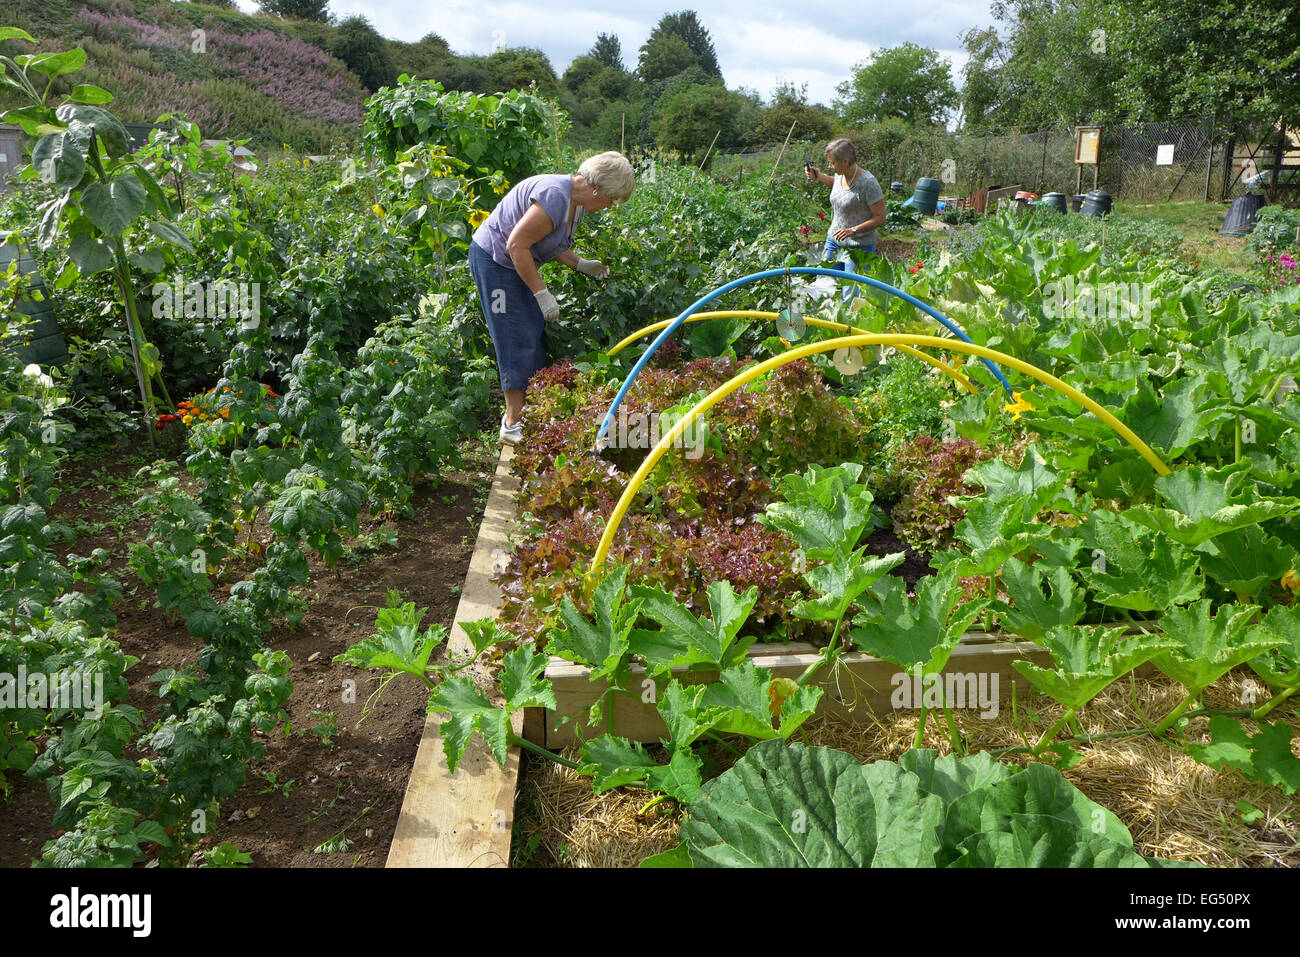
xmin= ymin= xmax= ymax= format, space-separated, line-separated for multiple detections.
xmin=0 ymin=28 xmax=193 ymax=439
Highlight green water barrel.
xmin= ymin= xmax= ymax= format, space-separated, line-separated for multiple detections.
xmin=908 ymin=177 xmax=942 ymax=215
xmin=1081 ymin=189 xmax=1113 ymax=217
xmin=1042 ymin=192 xmax=1067 ymax=213
xmin=0 ymin=241 xmax=69 ymax=368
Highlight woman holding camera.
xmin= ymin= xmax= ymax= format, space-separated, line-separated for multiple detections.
xmin=469 ymin=151 xmax=636 ymax=444
xmin=804 ymin=138 xmax=886 ymax=261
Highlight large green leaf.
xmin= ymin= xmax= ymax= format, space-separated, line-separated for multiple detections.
xmin=655 ymin=665 xmax=821 ymax=746
xmin=1012 ymin=624 xmax=1177 ymax=711
xmin=332 ymin=601 xmax=444 ymax=679
xmin=792 ymin=549 xmax=903 ymax=623
xmin=943 ymin=494 xmax=1053 ymax=576
xmin=850 ymin=567 xmax=988 ymax=675
xmin=1126 ymin=465 xmax=1300 ymax=545
xmin=30 ymin=132 xmax=84 ymax=190
xmin=758 ymin=462 xmax=878 ymax=559
xmin=1078 ymin=512 xmax=1203 ymax=611
xmin=1187 ymin=716 xmax=1300 ymax=795
xmin=547 ymin=565 xmax=640 ymax=681
xmin=963 ymin=446 xmax=1077 ymax=513
xmin=1196 ymin=525 xmax=1298 ymax=597
xmin=675 ymin=742 xmax=1170 ymax=868
xmin=577 ymin=735 xmax=702 ymax=803
xmin=896 ymin=748 xmax=1015 ymax=805
xmin=81 ymin=173 xmax=147 ymax=237
xmin=678 ymin=740 xmax=946 ymax=867
xmin=66 ymin=228 xmax=113 ymax=275
xmin=1151 ymin=600 xmax=1282 ymax=696
xmin=499 ymin=644 xmax=555 ymax=711
xmin=940 ymin=761 xmax=1135 ymax=862
xmin=1250 ymin=605 xmax=1300 ymax=692
xmin=951 ymin=816 xmax=1149 ymax=867
xmin=628 ymin=578 xmax=758 ymax=672
xmin=997 ymin=557 xmax=1086 ymax=641
xmin=56 ymin=103 xmax=131 ymax=158
xmin=426 ymin=676 xmax=509 ymax=773
xmin=1120 ymin=376 xmax=1227 ymax=458
xmin=23 ymin=47 xmax=86 ymax=79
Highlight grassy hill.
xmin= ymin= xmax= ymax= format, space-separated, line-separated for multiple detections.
xmin=1 ymin=0 xmax=371 ymax=152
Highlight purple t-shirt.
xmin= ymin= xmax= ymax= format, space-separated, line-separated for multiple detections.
xmin=473 ymin=173 xmax=583 ymax=269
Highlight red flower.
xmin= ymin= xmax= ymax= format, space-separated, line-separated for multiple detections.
xmin=817 ymin=211 xmax=825 ymax=220
xmin=915 ymin=262 xmax=924 ymax=268
xmin=799 ymin=224 xmax=810 ymax=236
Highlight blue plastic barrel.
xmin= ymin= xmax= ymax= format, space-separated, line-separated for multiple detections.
xmin=908 ymin=177 xmax=942 ymax=215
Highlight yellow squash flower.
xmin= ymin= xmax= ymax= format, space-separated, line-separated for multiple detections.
xmin=1282 ymin=569 xmax=1300 ymax=595
xmin=1002 ymin=391 xmax=1036 ymax=420
xmin=372 ymin=203 xmax=386 ymax=218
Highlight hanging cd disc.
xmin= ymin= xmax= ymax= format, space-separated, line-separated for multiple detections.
xmin=833 ymin=346 xmax=864 ymax=375
xmin=776 ymin=307 xmax=806 ymax=341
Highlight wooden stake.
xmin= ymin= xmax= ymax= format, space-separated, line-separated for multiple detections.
xmin=698 ymin=128 xmax=722 ymax=170
xmin=620 ymin=112 xmax=624 ymax=154
xmin=768 ymin=120 xmax=798 ymax=182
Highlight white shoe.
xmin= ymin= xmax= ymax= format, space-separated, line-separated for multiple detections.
xmin=500 ymin=414 xmax=523 ymax=445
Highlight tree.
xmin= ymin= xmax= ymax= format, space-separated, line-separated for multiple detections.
xmin=652 ymin=83 xmax=746 ymax=162
xmin=483 ymin=47 xmax=560 ymax=98
xmin=1106 ymin=0 xmax=1300 ymax=127
xmin=590 ymin=33 xmax=624 ymax=71
xmin=257 ymin=0 xmax=331 ymax=22
xmin=390 ymin=33 xmax=453 ymax=80
xmin=654 ymin=11 xmax=721 ymax=78
xmin=834 ymin=42 xmax=957 ymax=126
xmin=637 ymin=33 xmax=698 ymax=84
xmin=331 ymin=15 xmax=397 ymax=93
xmin=591 ymin=99 xmax=646 ymax=150
xmin=958 ymin=0 xmax=1113 ymax=131
xmin=956 ymin=26 xmax=1004 ymax=130
xmin=757 ymin=81 xmax=835 ymax=145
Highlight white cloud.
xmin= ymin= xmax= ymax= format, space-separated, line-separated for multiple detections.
xmin=234 ymin=0 xmax=990 ymax=102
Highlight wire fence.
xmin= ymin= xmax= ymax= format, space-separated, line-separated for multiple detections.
xmin=715 ymin=117 xmax=1297 ymax=204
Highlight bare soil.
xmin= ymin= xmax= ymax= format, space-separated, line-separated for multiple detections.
xmin=0 ymin=432 xmax=498 ymax=868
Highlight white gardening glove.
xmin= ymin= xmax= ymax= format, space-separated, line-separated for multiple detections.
xmin=575 ymin=257 xmax=610 ymax=280
xmin=534 ymin=287 xmax=560 ymax=322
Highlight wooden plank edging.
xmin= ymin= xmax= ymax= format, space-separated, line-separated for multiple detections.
xmin=386 ymin=445 xmax=522 ymax=868
xmin=535 ymin=634 xmax=1058 ymax=749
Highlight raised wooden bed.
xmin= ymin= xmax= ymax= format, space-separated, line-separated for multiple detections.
xmin=527 ymin=632 xmax=1054 ymax=749
xmin=386 ymin=445 xmax=522 ymax=868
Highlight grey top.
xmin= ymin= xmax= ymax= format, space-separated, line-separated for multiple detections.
xmin=472 ymin=173 xmax=584 ymax=270
xmin=829 ymin=168 xmax=884 ymax=248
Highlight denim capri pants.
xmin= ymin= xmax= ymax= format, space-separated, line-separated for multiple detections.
xmin=469 ymin=240 xmax=547 ymax=392
xmin=822 ymin=238 xmax=876 ymax=299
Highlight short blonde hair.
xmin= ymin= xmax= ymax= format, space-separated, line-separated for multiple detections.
xmin=577 ymin=151 xmax=635 ymax=201
xmin=825 ymin=138 xmax=857 ymax=164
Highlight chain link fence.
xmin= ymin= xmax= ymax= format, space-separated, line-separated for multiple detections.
xmin=716 ymin=117 xmax=1296 ymax=204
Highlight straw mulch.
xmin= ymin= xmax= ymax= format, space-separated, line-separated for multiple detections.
xmin=511 ymin=669 xmax=1299 ymax=868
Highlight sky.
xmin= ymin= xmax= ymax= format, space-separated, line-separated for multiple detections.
xmin=232 ymin=0 xmax=996 ymax=106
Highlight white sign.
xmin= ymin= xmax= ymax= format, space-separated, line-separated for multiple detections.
xmin=1155 ymin=144 xmax=1174 ymax=166
xmin=0 ymin=154 xmax=7 ymax=163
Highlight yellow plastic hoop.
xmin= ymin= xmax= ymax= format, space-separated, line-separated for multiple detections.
xmin=605 ymin=310 xmax=978 ymax=394
xmin=588 ymin=333 xmax=1170 ymax=574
